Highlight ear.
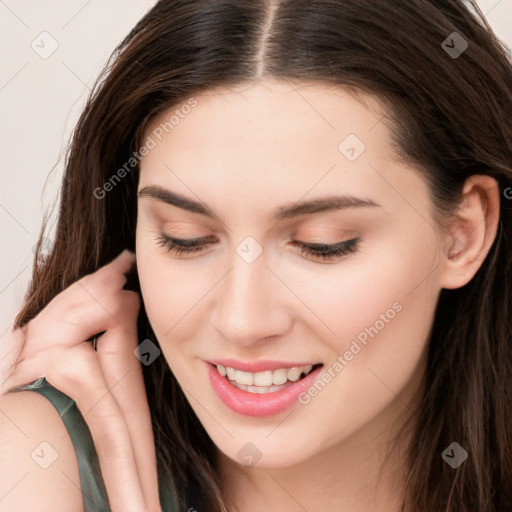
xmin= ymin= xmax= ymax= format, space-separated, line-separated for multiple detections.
xmin=440 ymin=174 xmax=500 ymax=290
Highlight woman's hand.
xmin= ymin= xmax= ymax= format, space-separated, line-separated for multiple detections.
xmin=3 ymin=250 xmax=161 ymax=512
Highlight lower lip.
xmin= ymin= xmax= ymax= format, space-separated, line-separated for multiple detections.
xmin=206 ymin=362 xmax=323 ymax=417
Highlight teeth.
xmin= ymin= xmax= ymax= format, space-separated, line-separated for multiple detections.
xmin=273 ymin=369 xmax=288 ymax=385
xmin=235 ymin=370 xmax=253 ymax=386
xmin=216 ymin=364 xmax=316 ymax=389
xmin=286 ymin=367 xmax=302 ymax=382
xmin=253 ymin=370 xmax=273 ymax=387
xmin=246 ymin=384 xmax=285 ymax=393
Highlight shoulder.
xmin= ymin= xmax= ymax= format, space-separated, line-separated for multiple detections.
xmin=0 ymin=388 xmax=84 ymax=512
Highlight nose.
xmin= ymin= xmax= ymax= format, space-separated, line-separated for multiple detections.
xmin=211 ymin=247 xmax=294 ymax=346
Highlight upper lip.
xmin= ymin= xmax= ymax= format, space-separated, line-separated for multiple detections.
xmin=206 ymin=358 xmax=321 ymax=373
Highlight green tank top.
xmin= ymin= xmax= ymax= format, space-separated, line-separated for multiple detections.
xmin=13 ymin=377 xmax=180 ymax=512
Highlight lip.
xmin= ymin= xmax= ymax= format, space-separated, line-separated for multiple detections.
xmin=206 ymin=361 xmax=324 ymax=417
xmin=206 ymin=358 xmax=319 ymax=373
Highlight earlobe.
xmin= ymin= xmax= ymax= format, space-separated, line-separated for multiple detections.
xmin=440 ymin=175 xmax=500 ymax=290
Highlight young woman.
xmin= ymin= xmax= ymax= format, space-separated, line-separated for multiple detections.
xmin=1 ymin=1 xmax=511 ymax=511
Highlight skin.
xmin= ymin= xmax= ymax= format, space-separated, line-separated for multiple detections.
xmin=2 ymin=78 xmax=498 ymax=512
xmin=135 ymin=79 xmax=500 ymax=511
xmin=2 ymin=251 xmax=161 ymax=512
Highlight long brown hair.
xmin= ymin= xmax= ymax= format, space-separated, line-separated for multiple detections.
xmin=10 ymin=1 xmax=512 ymax=510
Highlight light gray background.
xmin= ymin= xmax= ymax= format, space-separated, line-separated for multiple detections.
xmin=1 ymin=0 xmax=511 ymax=373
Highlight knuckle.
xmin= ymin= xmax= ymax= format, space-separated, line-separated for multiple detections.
xmin=65 ymin=300 xmax=95 ymax=326
xmin=47 ymin=347 xmax=97 ymax=391
xmin=74 ymin=272 xmax=95 ymax=290
xmin=105 ymin=295 xmax=126 ymax=320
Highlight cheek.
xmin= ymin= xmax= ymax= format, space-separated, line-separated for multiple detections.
xmin=283 ymin=227 xmax=440 ymax=361
xmin=137 ymin=255 xmax=194 ymax=331
xmin=135 ymin=237 xmax=220 ymax=362
xmin=281 ymin=233 xmax=439 ymax=442
xmin=135 ymin=251 xmax=193 ymax=384
xmin=136 ymin=235 xmax=180 ymax=339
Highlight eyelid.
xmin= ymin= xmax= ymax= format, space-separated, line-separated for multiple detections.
xmin=290 ymin=237 xmax=360 ymax=260
xmin=292 ymin=227 xmax=358 ymax=242
xmin=164 ymin=234 xmax=215 ymax=245
xmin=163 ymin=233 xmax=353 ymax=247
xmin=156 ymin=231 xmax=360 ymax=261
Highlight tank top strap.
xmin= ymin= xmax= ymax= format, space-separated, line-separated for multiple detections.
xmin=14 ymin=377 xmax=112 ymax=511
xmin=14 ymin=377 xmax=181 ymax=511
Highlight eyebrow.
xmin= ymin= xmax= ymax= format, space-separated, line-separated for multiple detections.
xmin=138 ymin=185 xmax=380 ymax=221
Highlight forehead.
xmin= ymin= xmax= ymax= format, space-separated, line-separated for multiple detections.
xmin=138 ymin=79 xmax=427 ymax=218
xmin=142 ymin=80 xmax=394 ymax=161
xmin=142 ymin=79 xmax=392 ymax=156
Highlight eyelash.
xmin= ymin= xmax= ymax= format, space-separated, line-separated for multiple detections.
xmin=155 ymin=233 xmax=360 ymax=261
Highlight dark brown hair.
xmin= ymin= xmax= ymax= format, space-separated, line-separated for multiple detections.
xmin=11 ymin=0 xmax=512 ymax=510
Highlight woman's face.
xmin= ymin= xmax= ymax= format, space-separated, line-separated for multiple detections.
xmin=135 ymin=79 xmax=445 ymax=468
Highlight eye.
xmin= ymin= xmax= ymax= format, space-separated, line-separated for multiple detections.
xmin=155 ymin=233 xmax=216 ymax=256
xmin=155 ymin=232 xmax=360 ymax=261
xmin=289 ymin=238 xmax=360 ymax=261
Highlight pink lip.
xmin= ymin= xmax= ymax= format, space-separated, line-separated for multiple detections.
xmin=206 ymin=361 xmax=323 ymax=417
xmin=206 ymin=358 xmax=318 ymax=373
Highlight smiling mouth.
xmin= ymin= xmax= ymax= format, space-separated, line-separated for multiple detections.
xmin=212 ymin=363 xmax=323 ymax=394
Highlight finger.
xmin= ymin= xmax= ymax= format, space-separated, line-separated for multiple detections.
xmin=28 ymin=249 xmax=135 ymax=326
xmin=21 ymin=297 xmax=120 ymax=361
xmin=85 ymin=249 xmax=136 ymax=292
xmin=101 ymin=249 xmax=136 ymax=280
xmin=73 ymin=377 xmax=147 ymax=512
xmin=96 ymin=325 xmax=161 ymax=509
xmin=22 ymin=276 xmax=137 ymax=361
